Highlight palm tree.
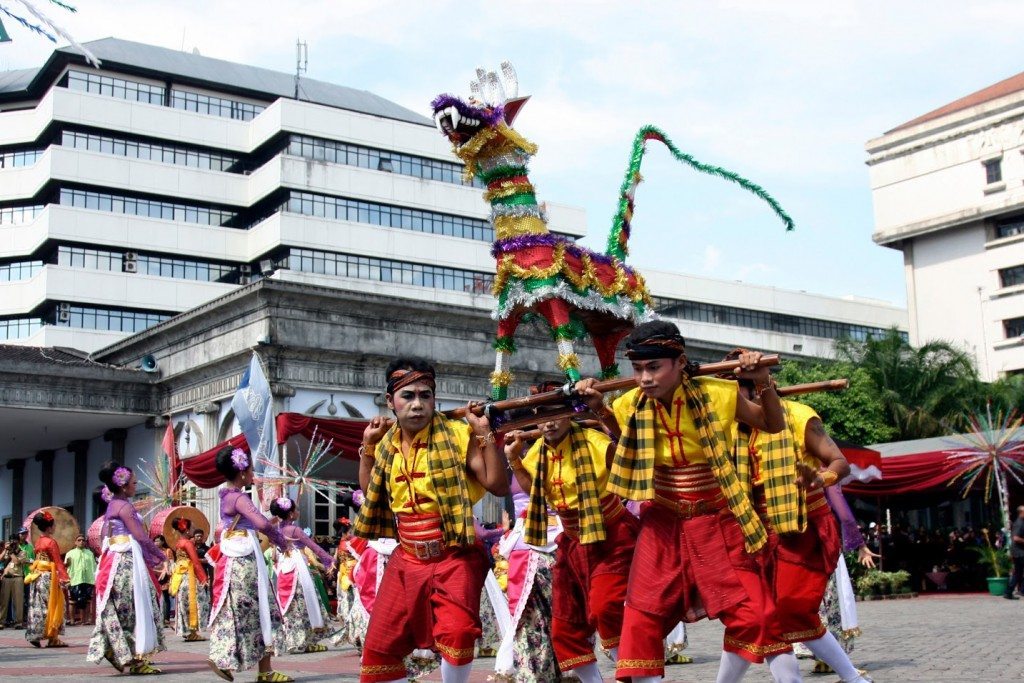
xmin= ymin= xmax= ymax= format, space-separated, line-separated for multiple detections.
xmin=835 ymin=328 xmax=980 ymax=440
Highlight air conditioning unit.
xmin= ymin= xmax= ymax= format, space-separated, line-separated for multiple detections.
xmin=56 ymin=302 xmax=71 ymax=322
xmin=123 ymin=261 xmax=138 ymax=273
xmin=124 ymin=251 xmax=138 ymax=261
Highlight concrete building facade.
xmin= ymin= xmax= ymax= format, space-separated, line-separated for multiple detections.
xmin=867 ymin=71 xmax=1024 ymax=380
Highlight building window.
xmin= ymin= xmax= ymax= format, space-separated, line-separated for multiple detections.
xmin=170 ymin=89 xmax=265 ymax=122
xmin=999 ymin=264 xmax=1024 ymax=288
xmin=0 ymin=260 xmax=42 ymax=281
xmin=136 ymin=253 xmax=243 ymax=283
xmin=59 ymin=188 xmax=237 ymax=227
xmin=281 ymin=191 xmax=492 ymax=241
xmin=1005 ymin=317 xmax=1024 ymax=339
xmin=286 ymin=135 xmax=483 ymax=188
xmin=61 ymin=130 xmax=242 ymax=173
xmin=66 ymin=70 xmax=165 ymax=105
xmin=278 ymin=248 xmax=493 ymax=293
xmin=650 ymin=296 xmax=907 ymax=343
xmin=984 ymin=158 xmax=1003 ymax=185
xmin=0 ymin=205 xmax=43 ymax=225
xmin=0 ymin=317 xmax=42 ymax=340
xmin=49 ymin=304 xmax=171 ymax=333
xmin=996 ymin=217 xmax=1024 ymax=240
xmin=56 ymin=245 xmax=122 ymax=271
xmin=0 ymin=149 xmax=43 ymax=168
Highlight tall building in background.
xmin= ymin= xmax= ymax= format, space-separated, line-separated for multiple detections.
xmin=0 ymin=39 xmax=906 ymax=536
xmin=867 ymin=70 xmax=1024 ymax=381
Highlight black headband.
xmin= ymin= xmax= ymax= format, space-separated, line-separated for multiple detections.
xmin=624 ymin=334 xmax=686 ymax=360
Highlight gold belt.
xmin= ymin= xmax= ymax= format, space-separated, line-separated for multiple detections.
xmin=224 ymin=530 xmax=250 ymax=539
xmin=806 ymin=494 xmax=828 ymax=513
xmin=109 ymin=534 xmax=131 ymax=545
xmin=653 ymin=493 xmax=727 ymax=519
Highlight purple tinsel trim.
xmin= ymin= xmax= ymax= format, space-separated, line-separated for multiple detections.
xmin=230 ymin=447 xmax=249 ymax=471
xmin=101 ymin=486 xmax=113 ymax=503
xmin=491 ymin=234 xmax=637 ymax=275
xmin=112 ymin=467 xmax=131 ymax=487
xmin=430 ymin=93 xmax=505 ymax=126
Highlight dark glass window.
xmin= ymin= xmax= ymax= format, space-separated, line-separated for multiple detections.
xmin=985 ymin=159 xmax=1003 ymax=184
xmin=61 ymin=130 xmax=240 ymax=172
xmin=278 ymin=248 xmax=493 ymax=293
xmin=0 ymin=205 xmax=43 ymax=225
xmin=285 ymin=134 xmax=482 ymax=188
xmin=280 ymin=191 xmax=491 ymax=241
xmin=1000 ymin=265 xmax=1024 ymax=288
xmin=996 ymin=218 xmax=1024 ymax=240
xmin=170 ymin=89 xmax=265 ymax=121
xmin=0 ymin=149 xmax=42 ymax=168
xmin=66 ymin=70 xmax=165 ymax=105
xmin=59 ymin=188 xmax=236 ymax=227
xmin=50 ymin=304 xmax=170 ymax=333
xmin=0 ymin=317 xmax=42 ymax=340
xmin=0 ymin=260 xmax=42 ymax=281
xmin=1005 ymin=317 xmax=1024 ymax=339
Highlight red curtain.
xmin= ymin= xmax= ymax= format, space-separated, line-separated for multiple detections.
xmin=843 ymin=450 xmax=961 ymax=497
xmin=836 ymin=441 xmax=882 ymax=472
xmin=181 ymin=434 xmax=248 ymax=489
xmin=275 ymin=413 xmax=368 ymax=460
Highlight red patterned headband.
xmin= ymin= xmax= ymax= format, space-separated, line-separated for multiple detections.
xmin=387 ymin=369 xmax=436 ymax=395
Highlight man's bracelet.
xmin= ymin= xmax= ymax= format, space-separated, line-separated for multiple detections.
xmin=820 ymin=470 xmax=839 ymax=488
xmin=507 ymin=455 xmax=526 ymax=472
xmin=755 ymin=377 xmax=778 ymax=398
xmin=475 ymin=431 xmax=496 ymax=447
xmin=357 ymin=442 xmax=375 ymax=459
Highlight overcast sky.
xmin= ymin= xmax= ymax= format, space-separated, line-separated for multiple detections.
xmin=5 ymin=1 xmax=1024 ymax=309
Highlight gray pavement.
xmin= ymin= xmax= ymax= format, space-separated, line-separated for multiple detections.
xmin=0 ymin=594 xmax=1020 ymax=681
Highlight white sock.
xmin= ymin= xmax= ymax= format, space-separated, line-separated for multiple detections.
xmin=608 ymin=646 xmax=619 ymax=663
xmin=803 ymin=634 xmax=866 ymax=682
xmin=765 ymin=652 xmax=802 ymax=683
xmin=716 ymin=651 xmax=751 ymax=683
xmin=440 ymin=659 xmax=472 ymax=683
xmin=573 ymin=661 xmax=604 ymax=682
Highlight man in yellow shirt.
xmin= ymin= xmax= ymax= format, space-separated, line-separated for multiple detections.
xmin=575 ymin=320 xmax=785 ymax=683
xmin=354 ymin=357 xmax=509 ymax=683
xmin=504 ymin=382 xmax=639 ymax=682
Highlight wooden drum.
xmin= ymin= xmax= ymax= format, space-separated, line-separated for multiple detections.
xmin=149 ymin=505 xmax=211 ymax=548
xmin=22 ymin=506 xmax=80 ymax=555
xmin=86 ymin=516 xmax=105 ymax=554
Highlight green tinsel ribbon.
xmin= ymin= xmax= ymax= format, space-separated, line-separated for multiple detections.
xmin=491 ymin=193 xmax=538 ymax=207
xmin=550 ymin=319 xmax=586 ymax=341
xmin=480 ymin=165 xmax=529 ymax=184
xmin=599 ymin=364 xmax=620 ymax=380
xmin=605 ymin=125 xmax=795 ymax=261
xmin=493 ymin=336 xmax=517 ymax=353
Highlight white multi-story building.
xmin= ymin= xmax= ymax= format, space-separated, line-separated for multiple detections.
xmin=867 ymin=70 xmax=1024 ymax=381
xmin=0 ymin=38 xmax=907 ymax=536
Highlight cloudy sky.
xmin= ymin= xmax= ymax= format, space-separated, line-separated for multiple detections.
xmin=4 ymin=1 xmax=1024 ymax=308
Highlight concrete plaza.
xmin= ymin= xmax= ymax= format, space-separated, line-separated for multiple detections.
xmin=0 ymin=593 xmax=1018 ymax=681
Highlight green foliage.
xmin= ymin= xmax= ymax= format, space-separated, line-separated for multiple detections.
xmin=777 ymin=361 xmax=896 ymax=444
xmin=970 ymin=544 xmax=1012 ymax=578
xmin=855 ymin=568 xmax=912 ymax=596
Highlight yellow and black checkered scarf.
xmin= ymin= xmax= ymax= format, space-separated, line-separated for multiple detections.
xmin=353 ymin=413 xmax=476 ymax=547
xmin=736 ymin=402 xmax=805 ymax=534
xmin=607 ymin=376 xmax=768 ymax=553
xmin=524 ymin=424 xmax=606 ymax=546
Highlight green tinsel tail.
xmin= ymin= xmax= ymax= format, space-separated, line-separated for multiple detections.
xmin=606 ymin=125 xmax=795 ymax=261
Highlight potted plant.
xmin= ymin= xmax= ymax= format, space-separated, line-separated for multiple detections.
xmin=973 ymin=528 xmax=1012 ymax=596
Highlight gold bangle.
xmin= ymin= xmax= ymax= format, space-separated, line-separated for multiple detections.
xmin=358 ymin=442 xmax=375 ymax=459
xmin=475 ymin=431 xmax=496 ymax=447
xmin=755 ymin=378 xmax=777 ymax=398
xmin=820 ymin=470 xmax=839 ymax=488
xmin=507 ymin=456 xmax=525 ymax=472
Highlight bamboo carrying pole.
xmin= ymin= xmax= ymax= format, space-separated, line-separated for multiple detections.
xmin=441 ymin=354 xmax=782 ymax=421
xmin=496 ymin=378 xmax=849 ymax=436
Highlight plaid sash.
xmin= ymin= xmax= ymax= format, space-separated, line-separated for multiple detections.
xmin=736 ymin=402 xmax=804 ymax=534
xmin=353 ymin=413 xmax=476 ymax=547
xmin=608 ymin=377 xmax=768 ymax=553
xmin=524 ymin=425 xmax=606 ymax=546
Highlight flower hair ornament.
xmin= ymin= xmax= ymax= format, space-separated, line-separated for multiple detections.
xmin=275 ymin=498 xmax=293 ymax=512
xmin=351 ymin=490 xmax=365 ymax=507
xmin=230 ymin=448 xmax=249 ymax=471
xmin=42 ymin=511 xmax=54 ymax=523
xmin=173 ymin=517 xmax=191 ymax=532
xmin=101 ymin=486 xmax=114 ymax=503
xmin=112 ymin=466 xmax=131 ymax=487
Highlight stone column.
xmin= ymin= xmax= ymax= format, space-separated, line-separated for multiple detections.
xmin=34 ymin=450 xmax=55 ymax=508
xmin=5 ymin=459 xmax=26 ymax=525
xmin=103 ymin=428 xmax=128 ymax=465
xmin=67 ymin=440 xmax=89 ymax=528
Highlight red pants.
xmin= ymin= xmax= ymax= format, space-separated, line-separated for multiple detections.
xmin=360 ymin=544 xmax=488 ymax=682
xmin=771 ymin=504 xmax=841 ymax=644
xmin=550 ymin=511 xmax=638 ymax=671
xmin=615 ymin=505 xmax=784 ymax=681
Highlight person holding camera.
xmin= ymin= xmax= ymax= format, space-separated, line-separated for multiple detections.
xmin=0 ymin=536 xmax=27 ymax=628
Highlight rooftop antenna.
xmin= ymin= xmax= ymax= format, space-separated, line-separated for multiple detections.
xmin=294 ymin=39 xmax=308 ymax=100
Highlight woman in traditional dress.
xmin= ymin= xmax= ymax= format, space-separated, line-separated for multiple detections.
xmin=86 ymin=462 xmax=167 ymax=675
xmin=269 ymin=497 xmax=335 ymax=654
xmin=24 ymin=511 xmax=70 ymax=649
xmin=333 ymin=517 xmax=358 ymax=644
xmin=169 ymin=516 xmax=210 ymax=642
xmin=206 ymin=447 xmax=291 ymax=683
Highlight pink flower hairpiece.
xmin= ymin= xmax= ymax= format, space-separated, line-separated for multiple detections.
xmin=230 ymin=448 xmax=249 ymax=471
xmin=352 ymin=490 xmax=365 ymax=507
xmin=101 ymin=486 xmax=113 ymax=503
xmin=275 ymin=497 xmax=292 ymax=511
xmin=112 ymin=467 xmax=131 ymax=487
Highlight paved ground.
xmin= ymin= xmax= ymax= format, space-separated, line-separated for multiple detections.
xmin=0 ymin=594 xmax=1020 ymax=681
